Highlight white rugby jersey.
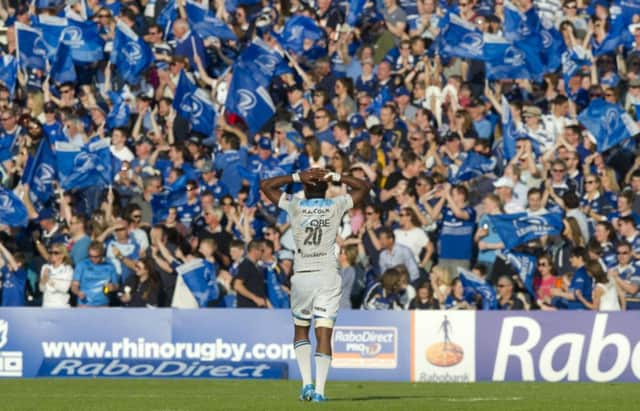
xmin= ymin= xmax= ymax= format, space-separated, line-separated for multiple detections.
xmin=279 ymin=193 xmax=353 ymax=274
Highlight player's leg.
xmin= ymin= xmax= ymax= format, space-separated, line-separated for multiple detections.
xmin=293 ymin=323 xmax=314 ymax=400
xmin=310 ymin=281 xmax=341 ymax=402
xmin=313 ymin=322 xmax=334 ymax=401
xmin=290 ymin=274 xmax=315 ymax=400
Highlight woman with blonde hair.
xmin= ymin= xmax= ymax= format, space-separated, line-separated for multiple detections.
xmin=39 ymin=243 xmax=74 ymax=308
xmin=430 ymin=265 xmax=452 ymax=306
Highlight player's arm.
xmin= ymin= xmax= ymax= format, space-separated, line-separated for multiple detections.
xmin=322 ymin=170 xmax=371 ymax=206
xmin=260 ymin=169 xmax=326 ymax=204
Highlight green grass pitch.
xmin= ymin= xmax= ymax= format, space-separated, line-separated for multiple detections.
xmin=0 ymin=379 xmax=635 ymax=410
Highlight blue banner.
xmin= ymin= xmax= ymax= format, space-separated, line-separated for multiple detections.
xmin=185 ymin=0 xmax=237 ymax=41
xmin=503 ymin=0 xmax=540 ymax=41
xmin=0 ymin=187 xmax=28 ymax=227
xmin=21 ymin=138 xmax=57 ymax=205
xmin=578 ymin=98 xmax=640 ymax=152
xmin=157 ymin=0 xmax=177 ymax=36
xmin=458 ymin=268 xmax=497 ymax=310
xmin=37 ymin=16 xmax=105 ymax=63
xmin=0 ymin=54 xmax=18 ymax=98
xmin=15 ymin=23 xmax=48 ymax=71
xmin=225 ymin=65 xmax=276 ymax=136
xmin=489 ymin=212 xmax=563 ymax=250
xmin=540 ymin=24 xmax=565 ymax=72
xmin=111 ymin=21 xmax=153 ymax=84
xmin=50 ymin=41 xmax=77 ymax=84
xmin=54 ymin=139 xmax=113 ymax=190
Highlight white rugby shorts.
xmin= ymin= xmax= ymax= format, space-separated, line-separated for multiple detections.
xmin=291 ymin=272 xmax=342 ymax=325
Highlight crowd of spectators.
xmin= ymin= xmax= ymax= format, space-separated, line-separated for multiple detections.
xmin=0 ymin=0 xmax=639 ymax=312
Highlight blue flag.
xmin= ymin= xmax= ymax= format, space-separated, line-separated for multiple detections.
xmin=346 ymin=0 xmax=367 ymax=26
xmin=176 ymin=258 xmax=220 ymax=307
xmin=437 ymin=14 xmax=485 ymax=60
xmin=50 ymin=41 xmax=77 ymax=84
xmin=110 ymin=21 xmax=154 ymax=85
xmin=173 ymin=71 xmax=197 ymax=117
xmin=277 ymin=15 xmax=325 ymax=54
xmin=63 ymin=19 xmax=105 ymax=63
xmin=489 ymin=212 xmax=563 ymax=250
xmin=458 ymin=267 xmax=497 ymax=310
xmin=578 ymin=98 xmax=640 ymax=152
xmin=0 ymin=187 xmax=28 ymax=227
xmin=562 ymin=46 xmax=592 ymax=97
xmin=484 ymin=34 xmax=536 ymax=80
xmin=503 ymin=0 xmax=540 ymax=42
xmin=106 ymin=92 xmax=131 ymax=129
xmin=34 ymin=15 xmax=66 ymax=59
xmin=236 ymin=39 xmax=290 ymax=87
xmin=450 ymin=152 xmax=494 ymax=184
xmin=21 ymin=138 xmax=57 ymax=205
xmin=498 ymin=250 xmax=537 ymax=297
xmin=157 ymin=0 xmax=177 ymax=37
xmin=225 ymin=65 xmax=276 ymax=136
xmin=540 ymin=23 xmax=565 ymax=72
xmin=0 ymin=54 xmax=18 ymax=98
xmin=15 ymin=23 xmax=48 ymax=71
xmin=185 ymin=0 xmax=237 ymax=41
xmin=55 ymin=139 xmax=113 ymax=190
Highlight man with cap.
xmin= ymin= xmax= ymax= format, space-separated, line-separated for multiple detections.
xmin=249 ymin=136 xmax=282 ymax=179
xmin=42 ymin=102 xmax=65 ymax=144
xmin=33 ymin=208 xmax=70 ymax=263
xmin=199 ymin=160 xmax=228 ymax=201
xmin=521 ymin=104 xmax=553 ymax=151
xmin=131 ymin=137 xmax=154 ymax=176
xmin=494 ymin=176 xmax=524 ymax=213
xmin=394 ymin=86 xmax=419 ymax=121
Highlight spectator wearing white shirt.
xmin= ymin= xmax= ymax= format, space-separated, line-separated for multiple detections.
xmin=494 ymin=177 xmax=524 ymax=214
xmin=394 ymin=207 xmax=434 ymax=271
xmin=526 ymin=188 xmax=549 ymax=215
xmin=39 ymin=243 xmax=74 ymax=308
xmin=377 ymin=227 xmax=421 ymax=283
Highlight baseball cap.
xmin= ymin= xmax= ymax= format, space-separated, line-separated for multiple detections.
xmin=348 ymin=113 xmax=365 ymax=129
xmin=187 ymin=136 xmax=202 ymax=146
xmin=258 ymin=136 xmax=272 ymax=150
xmin=135 ymin=137 xmax=153 ymax=146
xmin=37 ymin=208 xmax=56 ymax=222
xmin=44 ymin=102 xmax=57 ymax=113
xmin=286 ymin=130 xmax=303 ymax=150
xmin=199 ymin=160 xmax=214 ymax=173
xmin=523 ymin=105 xmax=542 ymax=117
xmin=630 ymin=78 xmax=640 ymax=88
xmin=394 ymin=87 xmax=410 ymax=97
xmin=493 ymin=177 xmax=514 ymax=189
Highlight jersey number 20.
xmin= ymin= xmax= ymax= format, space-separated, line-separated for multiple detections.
xmin=304 ymin=227 xmax=323 ymax=245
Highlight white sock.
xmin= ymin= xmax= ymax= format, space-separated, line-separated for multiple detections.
xmin=314 ymin=352 xmax=332 ymax=396
xmin=294 ymin=339 xmax=312 ymax=387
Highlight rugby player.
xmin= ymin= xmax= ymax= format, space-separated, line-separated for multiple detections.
xmin=260 ymin=168 xmax=370 ymax=402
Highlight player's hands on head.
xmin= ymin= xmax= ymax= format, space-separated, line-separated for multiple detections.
xmin=300 ymin=168 xmax=327 ymax=185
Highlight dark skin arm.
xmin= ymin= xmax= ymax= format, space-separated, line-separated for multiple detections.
xmin=332 ymin=173 xmax=371 ymax=207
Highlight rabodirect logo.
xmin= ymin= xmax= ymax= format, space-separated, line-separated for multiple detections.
xmin=426 ymin=315 xmax=464 ymax=367
xmin=38 ymin=359 xmax=288 ymax=379
xmin=0 ymin=319 xmax=23 ymax=377
xmin=332 ymin=326 xmax=397 ymax=369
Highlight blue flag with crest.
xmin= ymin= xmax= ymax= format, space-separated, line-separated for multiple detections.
xmin=21 ymin=138 xmax=57 ymax=206
xmin=157 ymin=0 xmax=177 ymax=37
xmin=450 ymin=152 xmax=495 ymax=184
xmin=185 ymin=0 xmax=237 ymax=41
xmin=54 ymin=139 xmax=113 ymax=190
xmin=484 ymin=34 xmax=537 ymax=80
xmin=497 ymin=249 xmax=537 ymax=297
xmin=277 ymin=15 xmax=325 ymax=54
xmin=458 ymin=267 xmax=497 ymax=310
xmin=501 ymin=96 xmax=533 ymax=161
xmin=562 ymin=46 xmax=592 ymax=98
xmin=236 ymin=39 xmax=290 ymax=87
xmin=540 ymin=23 xmax=565 ymax=72
xmin=0 ymin=187 xmax=28 ymax=227
xmin=489 ymin=212 xmax=563 ymax=250
xmin=0 ymin=55 xmax=18 ymax=98
xmin=437 ymin=13 xmax=485 ymax=60
xmin=503 ymin=0 xmax=540 ymax=42
xmin=15 ymin=23 xmax=48 ymax=71
xmin=173 ymin=71 xmax=216 ymax=136
xmin=36 ymin=16 xmax=105 ymax=63
xmin=106 ymin=92 xmax=131 ymax=129
xmin=578 ymin=98 xmax=640 ymax=152
xmin=225 ymin=65 xmax=276 ymax=136
xmin=175 ymin=258 xmax=220 ymax=307
xmin=50 ymin=41 xmax=77 ymax=84
xmin=110 ymin=21 xmax=154 ymax=85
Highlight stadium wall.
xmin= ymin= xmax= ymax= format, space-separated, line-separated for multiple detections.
xmin=0 ymin=309 xmax=638 ymax=382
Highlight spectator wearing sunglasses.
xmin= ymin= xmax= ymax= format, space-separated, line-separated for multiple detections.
xmin=40 ymin=244 xmax=74 ymax=308
xmin=71 ymin=242 xmax=118 ymax=307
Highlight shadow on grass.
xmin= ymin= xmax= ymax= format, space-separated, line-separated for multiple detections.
xmin=331 ymin=395 xmax=443 ymax=402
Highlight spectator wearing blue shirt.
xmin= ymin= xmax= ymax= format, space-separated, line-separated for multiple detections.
xmin=102 ymin=219 xmax=142 ymax=284
xmin=313 ymin=108 xmax=335 ymax=145
xmin=551 ymin=247 xmax=593 ymax=309
xmin=69 ymin=214 xmax=91 ymax=265
xmin=214 ymin=132 xmax=248 ymax=197
xmin=0 ymin=107 xmax=21 ymax=162
xmin=475 ymin=194 xmax=505 ymax=281
xmin=617 ymin=216 xmax=640 ymax=258
xmin=177 ymin=180 xmax=202 ymax=228
xmin=249 ymin=137 xmax=282 ymax=178
xmin=71 ymin=241 xmax=118 ymax=307
xmin=0 ymin=243 xmax=27 ymax=307
xmin=429 ymin=184 xmax=476 ymax=279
